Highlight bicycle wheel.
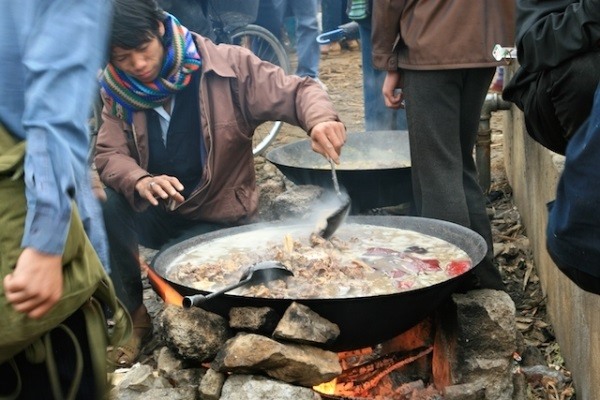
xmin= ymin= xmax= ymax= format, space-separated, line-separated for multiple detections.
xmin=230 ymin=24 xmax=290 ymax=156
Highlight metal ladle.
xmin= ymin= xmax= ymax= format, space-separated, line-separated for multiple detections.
xmin=182 ymin=261 xmax=293 ymax=308
xmin=314 ymin=158 xmax=352 ymax=239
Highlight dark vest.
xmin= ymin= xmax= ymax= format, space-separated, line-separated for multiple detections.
xmin=146 ymin=70 xmax=204 ymax=198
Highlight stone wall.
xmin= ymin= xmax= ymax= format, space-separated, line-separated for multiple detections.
xmin=501 ymin=66 xmax=600 ymax=400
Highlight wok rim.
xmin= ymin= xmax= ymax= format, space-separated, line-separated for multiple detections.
xmin=265 ymin=130 xmax=412 ymax=171
xmin=150 ymin=215 xmax=487 ymax=301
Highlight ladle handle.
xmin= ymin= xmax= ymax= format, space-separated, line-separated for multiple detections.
xmin=329 ymin=158 xmax=341 ymax=195
xmin=182 ymin=275 xmax=252 ymax=308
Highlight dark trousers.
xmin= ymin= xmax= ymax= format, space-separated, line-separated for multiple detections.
xmin=403 ymin=67 xmax=504 ymax=290
xmin=102 ymin=188 xmax=226 ymax=313
xmin=256 ymin=0 xmax=283 ymax=40
xmin=0 ymin=310 xmax=96 ymax=399
xmin=321 ymin=0 xmax=349 ymax=32
xmin=556 ymin=265 xmax=600 ymax=295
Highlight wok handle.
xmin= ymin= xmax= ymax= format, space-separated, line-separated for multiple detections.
xmin=182 ymin=275 xmax=252 ymax=308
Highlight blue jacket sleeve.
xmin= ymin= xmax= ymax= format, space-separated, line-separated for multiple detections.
xmin=14 ymin=0 xmax=112 ymax=256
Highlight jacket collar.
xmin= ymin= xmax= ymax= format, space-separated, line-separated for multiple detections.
xmin=192 ymin=33 xmax=238 ymax=79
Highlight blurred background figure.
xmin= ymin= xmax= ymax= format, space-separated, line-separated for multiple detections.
xmin=256 ymin=0 xmax=321 ymax=79
xmin=489 ymin=66 xmax=505 ymax=94
xmin=158 ymin=0 xmax=215 ymax=41
xmin=321 ymin=0 xmax=359 ymax=55
xmin=346 ymin=0 xmax=407 ymax=131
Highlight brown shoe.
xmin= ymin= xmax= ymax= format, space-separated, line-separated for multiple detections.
xmin=345 ymin=39 xmax=360 ymax=51
xmin=329 ymin=41 xmax=342 ymax=54
xmin=107 ymin=305 xmax=152 ymax=368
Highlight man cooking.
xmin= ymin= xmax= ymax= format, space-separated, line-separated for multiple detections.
xmin=95 ymin=0 xmax=346 ymax=367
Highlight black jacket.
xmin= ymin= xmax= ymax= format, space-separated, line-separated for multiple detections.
xmin=547 ymin=83 xmax=600 ymax=283
xmin=504 ymin=0 xmax=600 ymax=108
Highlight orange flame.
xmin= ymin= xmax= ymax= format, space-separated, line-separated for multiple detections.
xmin=313 ymin=378 xmax=337 ymax=395
xmin=139 ymin=258 xmax=183 ymax=306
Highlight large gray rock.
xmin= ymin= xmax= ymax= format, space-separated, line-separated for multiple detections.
xmin=159 ymin=305 xmax=233 ymax=362
xmin=211 ymin=333 xmax=342 ymax=387
xmin=273 ymin=302 xmax=340 ymax=346
xmin=433 ymin=289 xmax=522 ymax=400
xmin=220 ymin=374 xmax=322 ymax=400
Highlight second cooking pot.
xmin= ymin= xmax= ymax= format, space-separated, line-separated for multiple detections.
xmin=265 ymin=130 xmax=413 ymax=213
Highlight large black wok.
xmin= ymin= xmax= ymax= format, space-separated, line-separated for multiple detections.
xmin=265 ymin=130 xmax=413 ymax=213
xmin=151 ymin=215 xmax=486 ymax=351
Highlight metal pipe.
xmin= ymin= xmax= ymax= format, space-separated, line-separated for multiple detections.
xmin=477 ymin=92 xmax=512 ymax=193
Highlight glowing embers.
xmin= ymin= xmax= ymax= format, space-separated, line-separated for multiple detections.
xmin=314 ymin=319 xmax=442 ymax=400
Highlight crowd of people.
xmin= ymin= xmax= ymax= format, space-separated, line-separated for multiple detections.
xmin=0 ymin=0 xmax=598 ymax=398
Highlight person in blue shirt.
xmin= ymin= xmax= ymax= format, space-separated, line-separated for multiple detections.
xmin=0 ymin=1 xmax=117 ymax=398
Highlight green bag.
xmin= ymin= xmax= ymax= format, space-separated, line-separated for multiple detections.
xmin=0 ymin=123 xmax=132 ymax=399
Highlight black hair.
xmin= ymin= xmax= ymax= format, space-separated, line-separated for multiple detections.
xmin=110 ymin=0 xmax=165 ymax=50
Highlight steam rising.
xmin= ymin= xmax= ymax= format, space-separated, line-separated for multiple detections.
xmin=310 ymin=188 xmax=351 ymax=236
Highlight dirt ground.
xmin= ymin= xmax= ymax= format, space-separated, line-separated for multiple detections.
xmin=255 ymin=48 xmax=576 ymax=400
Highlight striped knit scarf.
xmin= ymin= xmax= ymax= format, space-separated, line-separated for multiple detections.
xmin=99 ymin=13 xmax=202 ymax=123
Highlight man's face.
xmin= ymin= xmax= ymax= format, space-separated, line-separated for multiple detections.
xmin=111 ymin=23 xmax=165 ymax=83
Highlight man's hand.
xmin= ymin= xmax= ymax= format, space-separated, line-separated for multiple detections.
xmin=4 ymin=248 xmax=63 ymax=319
xmin=135 ymin=174 xmax=185 ymax=207
xmin=382 ymin=70 xmax=405 ymax=109
xmin=309 ymin=121 xmax=347 ymax=163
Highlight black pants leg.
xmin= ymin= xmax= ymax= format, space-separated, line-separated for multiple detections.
xmin=403 ymin=67 xmax=504 ymax=290
xmin=102 ymin=188 xmax=227 ymax=313
xmin=0 ymin=310 xmax=97 ymax=400
xmin=102 ymin=188 xmax=144 ymax=314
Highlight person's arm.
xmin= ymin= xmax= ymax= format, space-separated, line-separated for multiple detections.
xmin=517 ymin=0 xmax=600 ymax=72
xmin=94 ymin=103 xmax=156 ymax=207
xmin=371 ymin=0 xmax=406 ymax=71
xmin=371 ymin=0 xmax=406 ymax=109
xmin=227 ymin=44 xmax=346 ymax=161
xmin=3 ymin=0 xmax=111 ymax=318
xmin=18 ymin=0 xmax=111 ymax=255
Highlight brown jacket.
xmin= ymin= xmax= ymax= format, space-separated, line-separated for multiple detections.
xmin=371 ymin=0 xmax=515 ymax=71
xmin=95 ymin=35 xmax=340 ymax=224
